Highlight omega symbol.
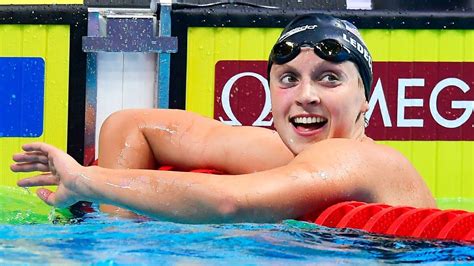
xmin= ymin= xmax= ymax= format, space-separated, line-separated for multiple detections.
xmin=218 ymin=72 xmax=273 ymax=126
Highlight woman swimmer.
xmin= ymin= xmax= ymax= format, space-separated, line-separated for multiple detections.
xmin=11 ymin=13 xmax=436 ymax=223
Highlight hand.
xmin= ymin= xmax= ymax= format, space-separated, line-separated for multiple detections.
xmin=11 ymin=142 xmax=86 ymax=208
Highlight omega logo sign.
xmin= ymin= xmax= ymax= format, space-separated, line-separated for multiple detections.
xmin=214 ymin=61 xmax=474 ymax=140
xmin=218 ymin=72 xmax=273 ymax=126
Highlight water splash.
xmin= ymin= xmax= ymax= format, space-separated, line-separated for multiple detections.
xmin=0 ymin=186 xmax=72 ymax=225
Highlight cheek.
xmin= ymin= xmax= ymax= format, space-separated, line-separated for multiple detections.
xmin=328 ymin=104 xmax=347 ymax=123
xmin=270 ymin=89 xmax=290 ymax=113
xmin=326 ymin=96 xmax=357 ymax=123
xmin=270 ymin=90 xmax=291 ymax=133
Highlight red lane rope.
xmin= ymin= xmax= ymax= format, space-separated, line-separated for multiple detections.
xmin=315 ymin=201 xmax=474 ymax=242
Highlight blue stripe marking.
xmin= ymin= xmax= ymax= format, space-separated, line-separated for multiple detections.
xmin=158 ymin=4 xmax=172 ymax=109
xmin=0 ymin=57 xmax=45 ymax=137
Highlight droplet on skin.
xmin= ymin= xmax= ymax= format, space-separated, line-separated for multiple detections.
xmin=79 ymin=173 xmax=91 ymax=181
xmin=317 ymin=171 xmax=329 ymax=180
xmin=141 ymin=124 xmax=177 ymax=135
xmin=310 ymin=171 xmax=329 ymax=180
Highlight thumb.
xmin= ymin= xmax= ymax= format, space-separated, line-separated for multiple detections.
xmin=36 ymin=188 xmax=57 ymax=207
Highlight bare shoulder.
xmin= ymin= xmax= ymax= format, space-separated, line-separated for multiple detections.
xmin=292 ymin=138 xmax=436 ymax=208
xmin=292 ymin=138 xmax=416 ymax=183
xmin=294 ymin=138 xmax=409 ymax=166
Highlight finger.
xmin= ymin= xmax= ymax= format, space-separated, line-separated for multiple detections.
xmin=13 ymin=151 xmax=45 ymax=156
xmin=17 ymin=173 xmax=58 ymax=187
xmin=22 ymin=142 xmax=59 ymax=155
xmin=22 ymin=142 xmax=46 ymax=152
xmin=37 ymin=188 xmax=74 ymax=208
xmin=12 ymin=152 xmax=48 ymax=164
xmin=36 ymin=188 xmax=56 ymax=206
xmin=10 ymin=162 xmax=50 ymax=173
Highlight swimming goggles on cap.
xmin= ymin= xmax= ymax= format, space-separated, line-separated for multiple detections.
xmin=270 ymin=39 xmax=351 ymax=65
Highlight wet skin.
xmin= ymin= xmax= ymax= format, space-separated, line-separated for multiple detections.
xmin=10 ymin=49 xmax=436 ymax=223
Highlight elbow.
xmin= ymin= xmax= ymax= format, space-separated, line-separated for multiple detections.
xmin=208 ymin=189 xmax=248 ymax=223
xmin=214 ymin=191 xmax=268 ymax=223
xmin=214 ymin=194 xmax=240 ymax=221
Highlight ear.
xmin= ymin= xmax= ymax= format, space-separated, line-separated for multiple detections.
xmin=357 ymin=76 xmax=369 ymax=112
xmin=361 ymin=100 xmax=369 ymax=113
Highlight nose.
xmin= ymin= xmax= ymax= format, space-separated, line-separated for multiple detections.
xmin=295 ymin=81 xmax=320 ymax=106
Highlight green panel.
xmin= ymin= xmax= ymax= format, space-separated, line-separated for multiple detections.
xmin=0 ymin=186 xmax=72 ymax=224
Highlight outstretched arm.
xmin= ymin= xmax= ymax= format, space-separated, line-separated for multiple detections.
xmin=12 ymin=142 xmax=323 ymax=222
xmin=12 ymin=140 xmax=435 ymax=223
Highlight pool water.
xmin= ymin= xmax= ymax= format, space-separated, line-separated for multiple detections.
xmin=1 ymin=186 xmax=473 ymax=264
xmin=1 ymin=214 xmax=473 ymax=265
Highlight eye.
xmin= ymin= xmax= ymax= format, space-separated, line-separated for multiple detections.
xmin=280 ymin=73 xmax=298 ymax=85
xmin=320 ymin=73 xmax=341 ymax=85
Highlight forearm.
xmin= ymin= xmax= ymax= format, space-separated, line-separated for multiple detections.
xmin=80 ymin=166 xmax=239 ymax=223
xmin=99 ymin=109 xmax=292 ymax=174
xmin=98 ymin=109 xmax=220 ymax=170
xmin=79 ymin=165 xmax=329 ymax=223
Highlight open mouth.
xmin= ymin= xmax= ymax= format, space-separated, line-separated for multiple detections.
xmin=290 ymin=116 xmax=328 ymax=131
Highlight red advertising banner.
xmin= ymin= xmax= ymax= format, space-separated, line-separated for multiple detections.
xmin=214 ymin=61 xmax=273 ymax=127
xmin=215 ymin=60 xmax=474 ymax=140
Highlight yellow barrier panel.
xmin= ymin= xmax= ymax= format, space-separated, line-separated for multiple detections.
xmin=364 ymin=29 xmax=474 ymax=201
xmin=186 ymin=27 xmax=281 ymax=116
xmin=0 ymin=24 xmax=70 ymax=186
xmin=186 ymin=27 xmax=474 ymax=203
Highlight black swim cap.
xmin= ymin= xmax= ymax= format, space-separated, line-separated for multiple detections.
xmin=268 ymin=13 xmax=373 ymax=100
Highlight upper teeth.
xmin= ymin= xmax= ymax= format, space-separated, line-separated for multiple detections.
xmin=294 ymin=117 xmax=326 ymax=124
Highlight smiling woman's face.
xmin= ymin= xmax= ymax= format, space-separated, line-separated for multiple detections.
xmin=269 ymin=48 xmax=369 ymax=155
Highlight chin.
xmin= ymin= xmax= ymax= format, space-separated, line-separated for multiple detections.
xmin=283 ymin=134 xmax=326 ymax=155
xmin=287 ymin=141 xmax=310 ymax=155
xmin=288 ymin=147 xmax=301 ymax=155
